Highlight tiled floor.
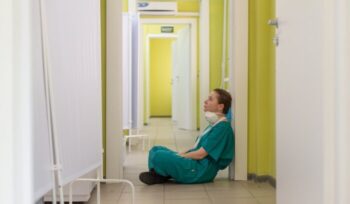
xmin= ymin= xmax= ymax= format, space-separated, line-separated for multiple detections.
xmin=86 ymin=118 xmax=275 ymax=204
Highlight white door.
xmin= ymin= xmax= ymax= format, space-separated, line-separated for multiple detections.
xmin=122 ymin=14 xmax=139 ymax=129
xmin=275 ymin=1 xmax=328 ymax=204
xmin=171 ymin=26 xmax=192 ymax=130
xmin=131 ymin=14 xmax=140 ymax=129
xmin=171 ymin=42 xmax=178 ymax=122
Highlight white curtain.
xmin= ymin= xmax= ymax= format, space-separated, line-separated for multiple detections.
xmin=34 ymin=0 xmax=102 ymax=199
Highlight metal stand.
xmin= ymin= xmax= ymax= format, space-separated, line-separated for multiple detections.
xmin=68 ymin=174 xmax=135 ymax=204
xmin=68 ymin=160 xmax=135 ymax=204
xmin=124 ymin=132 xmax=150 ymax=152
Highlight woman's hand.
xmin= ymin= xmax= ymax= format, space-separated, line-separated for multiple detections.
xmin=179 ymin=147 xmax=208 ymax=160
xmin=177 ymin=148 xmax=190 ymax=156
xmin=178 ymin=150 xmax=188 ymax=156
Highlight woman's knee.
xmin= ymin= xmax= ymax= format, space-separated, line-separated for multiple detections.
xmin=150 ymin=145 xmax=167 ymax=152
xmin=149 ymin=146 xmax=162 ymax=154
xmin=152 ymin=150 xmax=173 ymax=164
xmin=149 ymin=147 xmax=170 ymax=165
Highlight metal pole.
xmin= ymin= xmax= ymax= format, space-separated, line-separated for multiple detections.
xmin=38 ymin=0 xmax=58 ymax=202
xmin=38 ymin=1 xmax=64 ymax=202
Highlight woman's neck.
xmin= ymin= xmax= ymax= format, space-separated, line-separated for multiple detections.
xmin=216 ymin=113 xmax=227 ymax=122
xmin=216 ymin=112 xmax=225 ymax=118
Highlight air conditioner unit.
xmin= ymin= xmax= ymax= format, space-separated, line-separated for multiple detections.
xmin=137 ymin=2 xmax=177 ymax=15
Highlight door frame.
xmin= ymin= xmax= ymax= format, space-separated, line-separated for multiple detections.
xmin=320 ymin=0 xmax=350 ymax=202
xmin=106 ymin=0 xmax=124 ymax=179
xmin=145 ymin=33 xmax=178 ymax=121
xmin=139 ymin=18 xmax=198 ymax=130
xmin=229 ymin=0 xmax=249 ymax=180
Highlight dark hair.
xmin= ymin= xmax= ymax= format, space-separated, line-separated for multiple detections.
xmin=213 ymin=88 xmax=232 ymax=114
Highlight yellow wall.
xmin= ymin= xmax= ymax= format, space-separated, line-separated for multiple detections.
xmin=142 ymin=24 xmax=186 ymax=121
xmin=149 ymin=39 xmax=174 ymax=116
xmin=209 ymin=0 xmax=231 ymax=90
xmin=248 ymin=0 xmax=276 ymax=178
xmin=177 ymin=1 xmax=199 ymax=12
xmin=123 ymin=0 xmax=128 ymax=12
xmin=209 ymin=0 xmax=224 ymax=89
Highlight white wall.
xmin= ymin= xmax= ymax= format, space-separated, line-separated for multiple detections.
xmin=14 ymin=0 xmax=34 ymax=201
xmin=332 ymin=0 xmax=350 ymax=203
xmin=276 ymin=1 xmax=325 ymax=203
xmin=0 ymin=0 xmax=34 ymax=203
xmin=276 ymin=0 xmax=350 ymax=203
xmin=0 ymin=1 xmax=15 ymax=203
xmin=323 ymin=2 xmax=350 ymax=202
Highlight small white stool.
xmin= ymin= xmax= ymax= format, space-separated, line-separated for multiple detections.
xmin=124 ymin=134 xmax=150 ymax=152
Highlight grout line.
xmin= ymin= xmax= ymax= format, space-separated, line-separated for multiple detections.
xmin=203 ymin=184 xmax=214 ymax=204
xmin=163 ymin=184 xmax=165 ymax=204
xmin=238 ymin=181 xmax=256 ymax=198
xmin=172 ymin=127 xmax=179 ymax=152
xmin=113 ymin=183 xmax=126 ymax=204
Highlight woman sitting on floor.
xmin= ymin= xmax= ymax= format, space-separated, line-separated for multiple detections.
xmin=139 ymin=88 xmax=234 ymax=185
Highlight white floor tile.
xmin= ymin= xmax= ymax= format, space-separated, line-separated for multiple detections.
xmin=255 ymin=196 xmax=276 ymax=204
xmin=119 ymin=191 xmax=163 ymax=200
xmin=211 ymin=197 xmax=260 ymax=204
xmin=165 ymin=199 xmax=211 ymax=204
xmin=239 ymin=181 xmax=276 ymax=197
xmin=164 ymin=191 xmax=209 ymax=200
xmin=164 ymin=183 xmax=205 ymax=192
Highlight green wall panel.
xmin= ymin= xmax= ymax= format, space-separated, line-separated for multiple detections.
xmin=248 ymin=0 xmax=276 ymax=178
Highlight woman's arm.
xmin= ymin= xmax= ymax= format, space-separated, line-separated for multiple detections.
xmin=178 ymin=148 xmax=191 ymax=155
xmin=180 ymin=147 xmax=208 ymax=160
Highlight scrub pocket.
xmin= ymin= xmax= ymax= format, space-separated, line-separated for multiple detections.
xmin=176 ymin=159 xmax=203 ymax=184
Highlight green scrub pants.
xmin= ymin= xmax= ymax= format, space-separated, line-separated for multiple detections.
xmin=148 ymin=146 xmax=219 ymax=184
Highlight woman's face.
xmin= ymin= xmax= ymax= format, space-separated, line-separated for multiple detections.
xmin=203 ymin=91 xmax=224 ymax=113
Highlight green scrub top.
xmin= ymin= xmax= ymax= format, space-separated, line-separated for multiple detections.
xmin=191 ymin=121 xmax=234 ymax=170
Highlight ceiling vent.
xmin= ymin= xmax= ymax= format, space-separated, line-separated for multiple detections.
xmin=137 ymin=2 xmax=178 ymax=15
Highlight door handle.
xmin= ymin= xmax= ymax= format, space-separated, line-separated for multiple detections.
xmin=268 ymin=18 xmax=279 ymax=46
xmin=268 ymin=18 xmax=279 ymax=28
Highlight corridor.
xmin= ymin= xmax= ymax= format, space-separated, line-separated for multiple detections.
xmin=86 ymin=118 xmax=276 ymax=204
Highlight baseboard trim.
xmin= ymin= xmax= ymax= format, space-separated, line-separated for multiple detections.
xmin=248 ymin=173 xmax=276 ymax=188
